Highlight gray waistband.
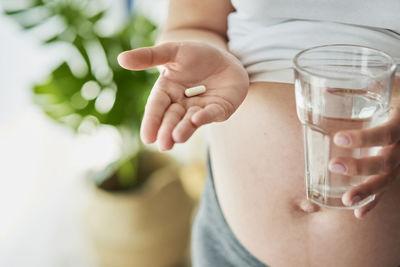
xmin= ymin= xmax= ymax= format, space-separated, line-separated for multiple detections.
xmin=190 ymin=153 xmax=269 ymax=267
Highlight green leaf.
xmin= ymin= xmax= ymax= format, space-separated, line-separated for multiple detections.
xmin=32 ymin=62 xmax=91 ymax=124
xmin=2 ymin=0 xmax=44 ymax=15
xmin=43 ymin=27 xmax=77 ymax=44
xmin=88 ymin=10 xmax=105 ymax=23
xmin=3 ymin=9 xmax=31 ymax=15
xmin=15 ymin=3 xmax=159 ymax=139
xmin=4 ymin=5 xmax=53 ymax=30
xmin=43 ymin=35 xmax=59 ymax=44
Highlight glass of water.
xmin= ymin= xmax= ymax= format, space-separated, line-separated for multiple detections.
xmin=293 ymin=44 xmax=397 ymax=209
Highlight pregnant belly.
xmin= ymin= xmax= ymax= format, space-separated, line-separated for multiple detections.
xmin=207 ymin=82 xmax=400 ymax=267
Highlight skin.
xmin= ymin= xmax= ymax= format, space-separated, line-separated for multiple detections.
xmin=208 ymin=82 xmax=400 ymax=266
xmin=118 ymin=0 xmax=400 ymax=265
xmin=118 ymin=42 xmax=249 ymax=151
xmin=330 ymin=83 xmax=400 ymax=219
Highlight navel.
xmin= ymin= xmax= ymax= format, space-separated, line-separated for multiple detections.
xmin=297 ymin=199 xmax=321 ymax=213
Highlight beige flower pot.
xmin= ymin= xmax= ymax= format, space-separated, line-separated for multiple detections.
xmin=86 ymin=153 xmax=194 ymax=267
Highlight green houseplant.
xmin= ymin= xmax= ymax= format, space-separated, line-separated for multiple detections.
xmin=4 ymin=0 xmax=160 ymax=189
xmin=4 ymin=1 xmax=193 ymax=266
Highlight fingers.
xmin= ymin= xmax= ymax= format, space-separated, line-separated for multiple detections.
xmin=353 ymin=192 xmax=383 ymax=219
xmin=170 ymin=103 xmax=229 ymax=143
xmin=333 ymin=108 xmax=400 ymax=148
xmin=171 ymin=102 xmax=230 ymax=143
xmin=191 ymin=103 xmax=227 ymax=126
xmin=140 ymin=88 xmax=171 ymax=144
xmin=172 ymin=106 xmax=202 ymax=143
xmin=151 ymin=101 xmax=228 ymax=148
xmin=341 ymin=163 xmax=400 ymax=207
xmin=157 ymin=103 xmax=185 ymax=151
xmin=329 ymin=143 xmax=400 ymax=176
xmin=341 ymin=174 xmax=386 ymax=207
xmin=118 ymin=42 xmax=179 ymax=70
xmin=157 ymin=101 xmax=230 ymax=147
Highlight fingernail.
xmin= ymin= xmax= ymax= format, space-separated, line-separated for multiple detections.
xmin=158 ymin=143 xmax=168 ymax=151
xmin=117 ymin=52 xmax=125 ymax=64
xmin=334 ymin=134 xmax=351 ymax=146
xmin=354 ymin=209 xmax=363 ymax=219
xmin=351 ymin=195 xmax=362 ymax=206
xmin=330 ymin=163 xmax=346 ymax=173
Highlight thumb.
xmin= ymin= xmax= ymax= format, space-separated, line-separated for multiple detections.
xmin=117 ymin=42 xmax=179 ymax=70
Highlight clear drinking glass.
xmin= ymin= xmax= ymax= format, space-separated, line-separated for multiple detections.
xmin=293 ymin=44 xmax=397 ymax=209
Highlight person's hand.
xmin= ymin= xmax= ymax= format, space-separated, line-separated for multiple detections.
xmin=118 ymin=42 xmax=249 ymax=150
xmin=329 ymin=77 xmax=400 ymax=219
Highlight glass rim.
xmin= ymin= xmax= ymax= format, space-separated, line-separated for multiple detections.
xmin=293 ymin=44 xmax=398 ymax=81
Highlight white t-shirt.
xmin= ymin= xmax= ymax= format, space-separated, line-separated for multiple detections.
xmin=227 ymin=0 xmax=400 ymax=83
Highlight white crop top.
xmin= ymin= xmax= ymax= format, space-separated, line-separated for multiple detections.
xmin=227 ymin=0 xmax=400 ymax=83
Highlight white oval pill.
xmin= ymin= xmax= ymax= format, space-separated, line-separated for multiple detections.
xmin=185 ymin=85 xmax=206 ymax=97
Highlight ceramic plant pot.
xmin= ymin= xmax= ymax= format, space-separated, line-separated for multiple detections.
xmin=86 ymin=152 xmax=194 ymax=267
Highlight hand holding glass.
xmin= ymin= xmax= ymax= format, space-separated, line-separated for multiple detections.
xmin=294 ymin=45 xmax=397 ymax=209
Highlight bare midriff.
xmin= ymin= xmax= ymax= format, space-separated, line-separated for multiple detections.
xmin=208 ymin=81 xmax=400 ymax=267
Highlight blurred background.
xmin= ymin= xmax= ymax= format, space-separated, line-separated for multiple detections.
xmin=0 ymin=0 xmax=207 ymax=266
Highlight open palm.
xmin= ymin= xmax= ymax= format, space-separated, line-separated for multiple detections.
xmin=118 ymin=42 xmax=249 ymax=150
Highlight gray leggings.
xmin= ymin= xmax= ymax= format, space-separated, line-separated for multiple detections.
xmin=191 ymin=155 xmax=269 ymax=267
